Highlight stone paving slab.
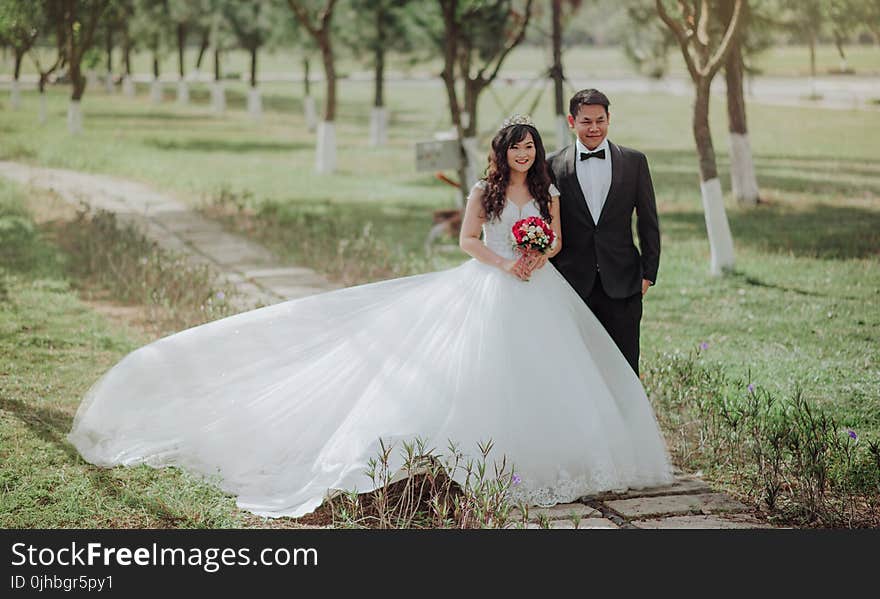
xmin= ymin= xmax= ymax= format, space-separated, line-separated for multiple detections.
xmin=604 ymin=493 xmax=750 ymax=520
xmin=589 ymin=476 xmax=712 ymax=501
xmin=632 ymin=515 xmax=771 ymax=529
xmin=509 ymin=503 xmax=601 ymax=521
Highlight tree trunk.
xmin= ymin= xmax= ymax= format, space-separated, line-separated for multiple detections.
xmin=694 ymin=78 xmax=735 ymax=274
xmin=303 ymin=58 xmax=316 ymax=132
xmin=194 ymin=29 xmax=210 ymax=71
xmin=13 ymin=49 xmax=24 ymax=80
xmin=250 ymin=46 xmax=258 ymax=88
xmin=214 ymin=48 xmax=221 ymax=81
xmin=833 ymin=31 xmax=848 ymax=72
xmin=71 ymin=61 xmax=86 ymax=101
xmin=693 ymin=79 xmax=718 ymax=183
xmin=123 ymin=36 xmax=132 ymax=75
xmin=320 ymin=34 xmax=335 ymax=121
xmin=177 ymin=24 xmax=187 ymax=79
xmin=551 ymin=0 xmax=567 ymax=149
xmin=106 ymin=28 xmax=113 ymax=73
xmin=725 ymin=32 xmax=759 ymax=205
xmin=153 ymin=54 xmax=160 ymax=79
xmin=316 ymin=28 xmax=338 ymax=173
xmin=303 ymin=57 xmax=311 ymax=96
xmin=370 ymin=12 xmax=387 ymax=147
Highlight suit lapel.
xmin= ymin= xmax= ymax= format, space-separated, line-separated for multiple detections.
xmin=597 ymin=140 xmax=624 ymax=226
xmin=560 ymin=144 xmax=595 ymax=227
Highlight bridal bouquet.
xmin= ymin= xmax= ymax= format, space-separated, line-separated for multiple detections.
xmin=511 ymin=216 xmax=555 ymax=255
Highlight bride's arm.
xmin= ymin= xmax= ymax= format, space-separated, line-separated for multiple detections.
xmin=459 ymin=184 xmax=522 ymax=275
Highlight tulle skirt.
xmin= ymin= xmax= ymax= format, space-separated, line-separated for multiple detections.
xmin=68 ymin=259 xmax=673 ymax=518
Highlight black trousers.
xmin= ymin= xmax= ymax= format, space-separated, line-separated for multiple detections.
xmin=586 ymin=272 xmax=643 ymax=376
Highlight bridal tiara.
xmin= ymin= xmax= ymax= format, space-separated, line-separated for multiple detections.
xmin=499 ymin=114 xmax=535 ymax=130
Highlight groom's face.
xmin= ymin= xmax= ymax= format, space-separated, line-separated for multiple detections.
xmin=568 ymin=104 xmax=610 ymax=150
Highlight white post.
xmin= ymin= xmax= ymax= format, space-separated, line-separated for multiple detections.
xmin=555 ymin=114 xmax=570 ymax=150
xmin=728 ymin=133 xmax=760 ymax=206
xmin=67 ymin=100 xmax=83 ymax=135
xmin=316 ymin=120 xmax=337 ymax=174
xmin=304 ymin=95 xmax=317 ymax=132
xmin=86 ymin=69 xmax=99 ymax=90
xmin=247 ymin=87 xmax=262 ymax=120
xmin=699 ymin=177 xmax=736 ymax=275
xmin=211 ymin=80 xmax=226 ymax=113
xmin=461 ymin=136 xmax=481 ymax=189
xmin=150 ymin=78 xmax=162 ymax=104
xmin=122 ymin=75 xmax=135 ymax=97
xmin=369 ymin=106 xmax=388 ymax=146
xmin=38 ymin=93 xmax=48 ymax=124
xmin=177 ymin=80 xmax=189 ymax=105
xmin=10 ymin=80 xmax=21 ymax=110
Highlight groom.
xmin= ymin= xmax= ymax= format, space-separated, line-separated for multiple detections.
xmin=545 ymin=89 xmax=660 ymax=375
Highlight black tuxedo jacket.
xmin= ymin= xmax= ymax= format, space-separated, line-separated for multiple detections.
xmin=547 ymin=140 xmax=660 ymax=301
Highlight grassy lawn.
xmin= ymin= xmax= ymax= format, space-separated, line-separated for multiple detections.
xmin=0 ymin=66 xmax=878 ymax=526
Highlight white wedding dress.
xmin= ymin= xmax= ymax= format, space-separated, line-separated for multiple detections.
xmin=68 ymin=185 xmax=674 ymax=518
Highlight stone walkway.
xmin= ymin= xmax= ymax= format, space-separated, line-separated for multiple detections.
xmin=0 ymin=161 xmax=775 ymax=529
xmin=0 ymin=161 xmax=338 ymax=310
xmin=508 ymin=468 xmax=772 ymax=529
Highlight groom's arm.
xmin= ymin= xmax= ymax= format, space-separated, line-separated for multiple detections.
xmin=635 ymin=153 xmax=660 ymax=287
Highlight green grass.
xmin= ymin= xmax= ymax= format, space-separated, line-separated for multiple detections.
xmin=0 ymin=180 xmax=251 ymax=528
xmin=0 ymin=66 xmax=878 ymax=526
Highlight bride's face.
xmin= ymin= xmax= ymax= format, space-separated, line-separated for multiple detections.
xmin=507 ymin=132 xmax=536 ymax=174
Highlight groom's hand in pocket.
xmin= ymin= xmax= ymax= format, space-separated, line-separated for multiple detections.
xmin=642 ymin=279 xmax=652 ymax=296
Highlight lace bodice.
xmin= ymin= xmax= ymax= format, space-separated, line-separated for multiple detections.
xmin=472 ymin=181 xmax=559 ymax=260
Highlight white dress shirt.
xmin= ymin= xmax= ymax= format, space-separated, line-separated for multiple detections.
xmin=575 ymin=137 xmax=612 ymax=225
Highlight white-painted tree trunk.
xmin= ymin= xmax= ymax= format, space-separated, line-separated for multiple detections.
xmin=150 ymin=78 xmax=162 ymax=104
xmin=247 ymin=87 xmax=262 ymax=120
xmin=122 ymin=75 xmax=135 ymax=97
xmin=369 ymin=106 xmax=388 ymax=146
xmin=86 ymin=69 xmax=99 ymax=90
xmin=315 ymin=120 xmax=337 ymax=174
xmin=461 ymin=136 xmax=482 ymax=189
xmin=67 ymin=100 xmax=83 ymax=135
xmin=700 ymin=177 xmax=736 ymax=275
xmin=177 ymin=80 xmax=189 ymax=105
xmin=304 ymin=95 xmax=317 ymax=132
xmin=556 ymin=114 xmax=570 ymax=150
xmin=728 ymin=132 xmax=760 ymax=205
xmin=38 ymin=93 xmax=48 ymax=124
xmin=10 ymin=80 xmax=21 ymax=110
xmin=211 ymin=81 xmax=225 ymax=113
xmin=104 ymin=71 xmax=114 ymax=93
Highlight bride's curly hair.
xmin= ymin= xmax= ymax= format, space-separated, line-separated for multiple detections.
xmin=481 ymin=123 xmax=553 ymax=223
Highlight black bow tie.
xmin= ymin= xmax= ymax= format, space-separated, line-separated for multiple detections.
xmin=580 ymin=149 xmax=606 ymax=161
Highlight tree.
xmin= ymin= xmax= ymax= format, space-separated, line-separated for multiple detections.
xmin=57 ymin=0 xmax=113 ymax=133
xmin=31 ymin=3 xmax=67 ymax=123
xmin=0 ymin=1 xmax=41 ymax=110
xmin=223 ymin=0 xmax=274 ymax=119
xmin=132 ymin=0 xmax=172 ymax=104
xmin=827 ymin=0 xmax=862 ymax=72
xmin=780 ymin=0 xmax=824 ymax=94
xmin=287 ymin=0 xmax=340 ymax=173
xmin=720 ymin=0 xmax=760 ymax=205
xmin=338 ymin=0 xmax=424 ymax=146
xmin=656 ymin=0 xmax=745 ymax=275
xmin=168 ymin=0 xmax=205 ymax=104
xmin=550 ymin=0 xmax=584 ymax=150
xmin=416 ymin=0 xmax=535 ymax=204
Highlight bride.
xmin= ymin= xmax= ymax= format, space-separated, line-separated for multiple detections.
xmin=68 ymin=116 xmax=674 ymax=519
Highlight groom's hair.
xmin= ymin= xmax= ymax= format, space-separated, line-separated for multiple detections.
xmin=569 ymin=89 xmax=610 ymax=117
